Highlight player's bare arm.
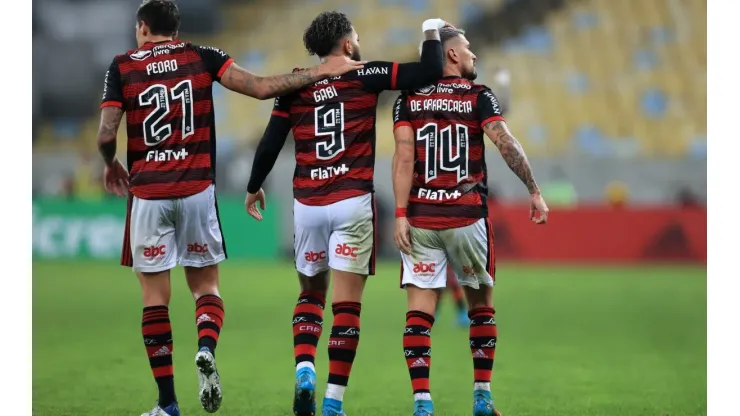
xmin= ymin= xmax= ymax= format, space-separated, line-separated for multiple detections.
xmin=96 ymin=106 xmax=129 ymax=197
xmin=97 ymin=106 xmax=123 ymax=165
xmin=483 ymin=120 xmax=549 ymax=223
xmin=220 ymin=58 xmax=364 ymax=100
xmin=392 ymin=125 xmax=416 ymax=254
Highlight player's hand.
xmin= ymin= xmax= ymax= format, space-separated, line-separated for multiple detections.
xmin=530 ymin=192 xmax=549 ymax=224
xmin=103 ymin=157 xmax=129 ymax=197
xmin=395 ymin=217 xmax=413 ymax=255
xmin=319 ymin=55 xmax=366 ymax=78
xmin=245 ymin=189 xmax=266 ymax=221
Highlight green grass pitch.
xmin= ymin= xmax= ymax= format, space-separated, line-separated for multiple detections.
xmin=33 ymin=261 xmax=706 ymax=416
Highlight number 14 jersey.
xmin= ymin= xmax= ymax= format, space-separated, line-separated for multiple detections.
xmin=100 ymin=40 xmax=234 ymax=200
xmin=393 ymin=76 xmax=505 ymax=230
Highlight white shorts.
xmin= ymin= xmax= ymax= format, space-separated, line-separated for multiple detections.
xmin=400 ymin=218 xmax=495 ymax=290
xmin=293 ymin=193 xmax=376 ymax=277
xmin=121 ymin=184 xmax=226 ymax=273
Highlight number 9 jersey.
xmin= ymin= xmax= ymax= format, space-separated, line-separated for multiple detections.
xmin=100 ymin=40 xmax=234 ymax=200
xmin=393 ymin=76 xmax=505 ymax=230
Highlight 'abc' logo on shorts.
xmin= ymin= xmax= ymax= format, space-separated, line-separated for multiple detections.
xmin=335 ymin=243 xmax=359 ymax=258
xmin=143 ymin=245 xmax=166 ymax=258
xmin=413 ymin=261 xmax=436 ymax=274
xmin=304 ymin=251 xmax=327 ymax=262
xmin=188 ymin=243 xmax=208 ymax=253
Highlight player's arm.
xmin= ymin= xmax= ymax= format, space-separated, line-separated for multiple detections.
xmin=392 ymin=94 xmax=415 ymax=253
xmin=478 ymin=88 xmax=538 ymax=195
xmin=247 ymin=113 xmax=291 ymax=194
xmin=98 ymin=59 xmax=125 ymax=167
xmin=245 ymin=97 xmax=292 ymax=220
xmin=359 ymin=20 xmax=446 ymax=92
xmin=194 ymin=44 xmax=364 ymax=100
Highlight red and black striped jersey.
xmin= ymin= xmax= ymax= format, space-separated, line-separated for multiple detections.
xmin=272 ymin=61 xmax=407 ymax=206
xmin=100 ymin=40 xmax=233 ymax=200
xmin=393 ymin=76 xmax=505 ymax=230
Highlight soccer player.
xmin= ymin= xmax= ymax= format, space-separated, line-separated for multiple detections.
xmin=96 ymin=2 xmax=363 ymax=415
xmin=244 ymin=11 xmax=448 ymax=416
xmin=391 ymin=27 xmax=549 ymax=416
xmin=438 ymin=66 xmax=511 ymax=328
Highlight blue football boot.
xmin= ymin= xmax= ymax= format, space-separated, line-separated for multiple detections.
xmin=293 ymin=366 xmax=317 ymax=416
xmin=321 ymin=397 xmax=347 ymax=416
xmin=141 ymin=401 xmax=180 ymax=416
xmin=413 ymin=399 xmax=435 ymax=416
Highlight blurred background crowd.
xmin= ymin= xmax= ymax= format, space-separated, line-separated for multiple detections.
xmin=32 ymin=0 xmax=706 ymax=261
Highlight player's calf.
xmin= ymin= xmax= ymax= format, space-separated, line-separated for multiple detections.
xmin=138 ymin=271 xmax=177 ymax=410
xmin=404 ymin=310 xmax=435 ymax=414
xmin=292 ymin=280 xmax=326 ymax=416
xmin=187 ymin=267 xmax=225 ymax=413
xmin=468 ymin=306 xmax=498 ymax=416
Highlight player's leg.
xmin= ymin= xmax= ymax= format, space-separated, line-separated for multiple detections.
xmin=177 ymin=184 xmax=227 ymax=413
xmin=444 ymin=219 xmax=500 ymax=416
xmin=321 ymin=194 xmax=374 ymax=416
xmin=130 ymin=196 xmax=180 ymax=416
xmin=293 ymin=199 xmax=333 ymax=416
xmin=400 ymin=226 xmax=447 ymax=416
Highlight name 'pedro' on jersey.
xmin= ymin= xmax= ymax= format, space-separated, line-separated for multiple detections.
xmin=100 ymin=40 xmax=234 ymax=199
xmin=393 ymin=76 xmax=505 ymax=230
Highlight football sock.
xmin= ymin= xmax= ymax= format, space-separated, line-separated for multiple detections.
xmin=293 ymin=290 xmax=326 ymax=371
xmin=404 ymin=310 xmax=434 ymax=402
xmin=469 ymin=307 xmax=497 ymax=391
xmin=325 ymin=301 xmax=362 ymax=401
xmin=195 ymin=294 xmax=224 ymax=356
xmin=142 ymin=305 xmax=177 ymax=407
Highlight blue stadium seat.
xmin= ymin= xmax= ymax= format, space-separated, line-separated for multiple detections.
xmin=641 ymin=88 xmax=668 ymax=119
xmin=633 ymin=48 xmax=659 ymax=70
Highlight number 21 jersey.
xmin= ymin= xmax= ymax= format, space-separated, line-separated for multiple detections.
xmin=393 ymin=76 xmax=505 ymax=230
xmin=100 ymin=40 xmax=234 ymax=200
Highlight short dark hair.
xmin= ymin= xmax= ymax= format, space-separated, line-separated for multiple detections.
xmin=440 ymin=27 xmax=466 ymax=46
xmin=303 ymin=11 xmax=354 ymax=57
xmin=136 ymin=0 xmax=180 ymax=37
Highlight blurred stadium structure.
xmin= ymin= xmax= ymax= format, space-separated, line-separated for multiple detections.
xmin=32 ymin=0 xmax=707 ymax=263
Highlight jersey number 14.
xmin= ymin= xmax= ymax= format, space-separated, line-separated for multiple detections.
xmin=416 ymin=123 xmax=470 ymax=184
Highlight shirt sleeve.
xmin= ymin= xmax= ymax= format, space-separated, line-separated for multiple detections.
xmin=392 ymin=92 xmax=411 ymax=130
xmin=193 ymin=45 xmax=235 ymax=81
xmin=270 ymin=93 xmax=293 ymax=119
xmin=100 ymin=58 xmax=124 ymax=110
xmin=478 ymin=88 xmax=506 ymax=127
xmin=359 ymin=40 xmax=443 ymax=93
xmin=246 ymin=112 xmax=292 ymax=194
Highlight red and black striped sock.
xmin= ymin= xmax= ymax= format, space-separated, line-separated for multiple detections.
xmin=469 ymin=307 xmax=497 ymax=391
xmin=404 ymin=310 xmax=434 ymax=401
xmin=195 ymin=294 xmax=225 ymax=356
xmin=142 ymin=305 xmax=177 ymax=407
xmin=325 ymin=301 xmax=362 ymax=401
xmin=293 ymin=291 xmax=326 ymax=369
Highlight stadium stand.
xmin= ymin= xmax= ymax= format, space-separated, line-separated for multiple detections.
xmin=33 ymin=0 xmax=706 ymax=160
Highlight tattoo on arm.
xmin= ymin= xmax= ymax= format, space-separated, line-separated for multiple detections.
xmin=97 ymin=107 xmax=123 ymax=165
xmin=223 ymin=64 xmax=319 ymax=99
xmin=485 ymin=121 xmax=539 ymax=194
xmin=396 ymin=138 xmax=414 ymax=146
